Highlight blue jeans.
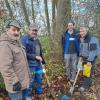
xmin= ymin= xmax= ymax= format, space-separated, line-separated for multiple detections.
xmin=82 ymin=77 xmax=92 ymax=89
xmin=64 ymin=54 xmax=77 ymax=80
xmin=9 ymin=89 xmax=29 ymax=100
xmin=23 ymin=64 xmax=43 ymax=99
xmin=9 ymin=91 xmax=22 ymax=100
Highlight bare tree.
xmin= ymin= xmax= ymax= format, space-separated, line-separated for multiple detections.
xmin=31 ymin=0 xmax=35 ymax=23
xmin=4 ymin=0 xmax=13 ymax=18
xmin=44 ymin=0 xmax=50 ymax=34
xmin=53 ymin=0 xmax=71 ymax=60
xmin=56 ymin=0 xmax=71 ymax=37
xmin=20 ymin=0 xmax=30 ymax=26
xmin=52 ymin=0 xmax=56 ymax=34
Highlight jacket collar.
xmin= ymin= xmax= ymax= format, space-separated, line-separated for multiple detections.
xmin=27 ymin=34 xmax=37 ymax=41
xmin=0 ymin=33 xmax=21 ymax=45
xmin=80 ymin=32 xmax=91 ymax=43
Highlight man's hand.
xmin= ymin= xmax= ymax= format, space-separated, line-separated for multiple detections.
xmin=43 ymin=68 xmax=46 ymax=73
xmin=87 ymin=62 xmax=92 ymax=65
xmin=79 ymin=57 xmax=83 ymax=63
xmin=13 ymin=81 xmax=22 ymax=91
xmin=36 ymin=56 xmax=42 ymax=62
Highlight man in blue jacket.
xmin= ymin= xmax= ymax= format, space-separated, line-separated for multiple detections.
xmin=21 ymin=24 xmax=45 ymax=99
xmin=61 ymin=21 xmax=79 ymax=82
xmin=79 ymin=26 xmax=100 ymax=92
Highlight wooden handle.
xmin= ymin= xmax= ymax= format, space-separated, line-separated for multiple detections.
xmin=41 ymin=63 xmax=50 ymax=87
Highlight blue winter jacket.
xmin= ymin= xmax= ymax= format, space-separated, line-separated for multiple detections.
xmin=21 ymin=34 xmax=45 ymax=67
xmin=62 ymin=30 xmax=79 ymax=54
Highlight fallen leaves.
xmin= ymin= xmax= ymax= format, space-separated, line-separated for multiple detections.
xmin=0 ymin=63 xmax=100 ymax=100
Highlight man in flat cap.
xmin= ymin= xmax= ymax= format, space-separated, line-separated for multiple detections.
xmin=21 ymin=23 xmax=45 ymax=99
xmin=0 ymin=19 xmax=30 ymax=100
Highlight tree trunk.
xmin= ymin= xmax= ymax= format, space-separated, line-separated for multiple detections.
xmin=52 ymin=0 xmax=56 ymax=34
xmin=4 ymin=0 xmax=13 ymax=18
xmin=55 ymin=0 xmax=58 ymax=9
xmin=44 ymin=0 xmax=50 ymax=34
xmin=31 ymin=0 xmax=35 ymax=23
xmin=20 ymin=0 xmax=30 ymax=26
xmin=56 ymin=0 xmax=71 ymax=37
xmin=54 ymin=0 xmax=71 ymax=61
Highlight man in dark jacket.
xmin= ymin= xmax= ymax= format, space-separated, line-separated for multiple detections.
xmin=21 ymin=24 xmax=45 ymax=99
xmin=79 ymin=26 xmax=100 ymax=92
xmin=61 ymin=21 xmax=79 ymax=82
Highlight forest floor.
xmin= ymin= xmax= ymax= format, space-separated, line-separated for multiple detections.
xmin=0 ymin=63 xmax=100 ymax=100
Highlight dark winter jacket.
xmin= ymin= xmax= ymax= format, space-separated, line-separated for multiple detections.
xmin=21 ymin=34 xmax=45 ymax=67
xmin=61 ymin=29 xmax=79 ymax=54
xmin=79 ymin=32 xmax=100 ymax=62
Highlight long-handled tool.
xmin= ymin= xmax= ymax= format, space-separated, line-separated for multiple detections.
xmin=69 ymin=68 xmax=80 ymax=95
xmin=42 ymin=64 xmax=50 ymax=87
xmin=41 ymin=63 xmax=55 ymax=99
xmin=69 ymin=59 xmax=83 ymax=95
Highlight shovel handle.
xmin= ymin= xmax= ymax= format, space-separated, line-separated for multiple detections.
xmin=69 ymin=68 xmax=80 ymax=95
xmin=41 ymin=63 xmax=50 ymax=87
xmin=73 ymin=68 xmax=80 ymax=87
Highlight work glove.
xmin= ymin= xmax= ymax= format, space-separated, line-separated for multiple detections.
xmin=13 ymin=81 xmax=22 ymax=91
xmin=36 ymin=56 xmax=42 ymax=62
xmin=79 ymin=57 xmax=83 ymax=63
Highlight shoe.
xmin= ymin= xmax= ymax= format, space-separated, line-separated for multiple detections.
xmin=70 ymin=79 xmax=74 ymax=83
xmin=79 ymin=87 xmax=85 ymax=92
xmin=35 ymin=87 xmax=43 ymax=94
xmin=35 ymin=94 xmax=42 ymax=100
xmin=26 ymin=96 xmax=32 ymax=100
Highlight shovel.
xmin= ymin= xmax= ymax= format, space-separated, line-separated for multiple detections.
xmin=42 ymin=64 xmax=50 ymax=87
xmin=41 ymin=63 xmax=55 ymax=99
xmin=69 ymin=68 xmax=80 ymax=95
xmin=69 ymin=59 xmax=82 ymax=95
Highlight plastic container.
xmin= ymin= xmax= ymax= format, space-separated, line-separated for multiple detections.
xmin=83 ymin=64 xmax=92 ymax=77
